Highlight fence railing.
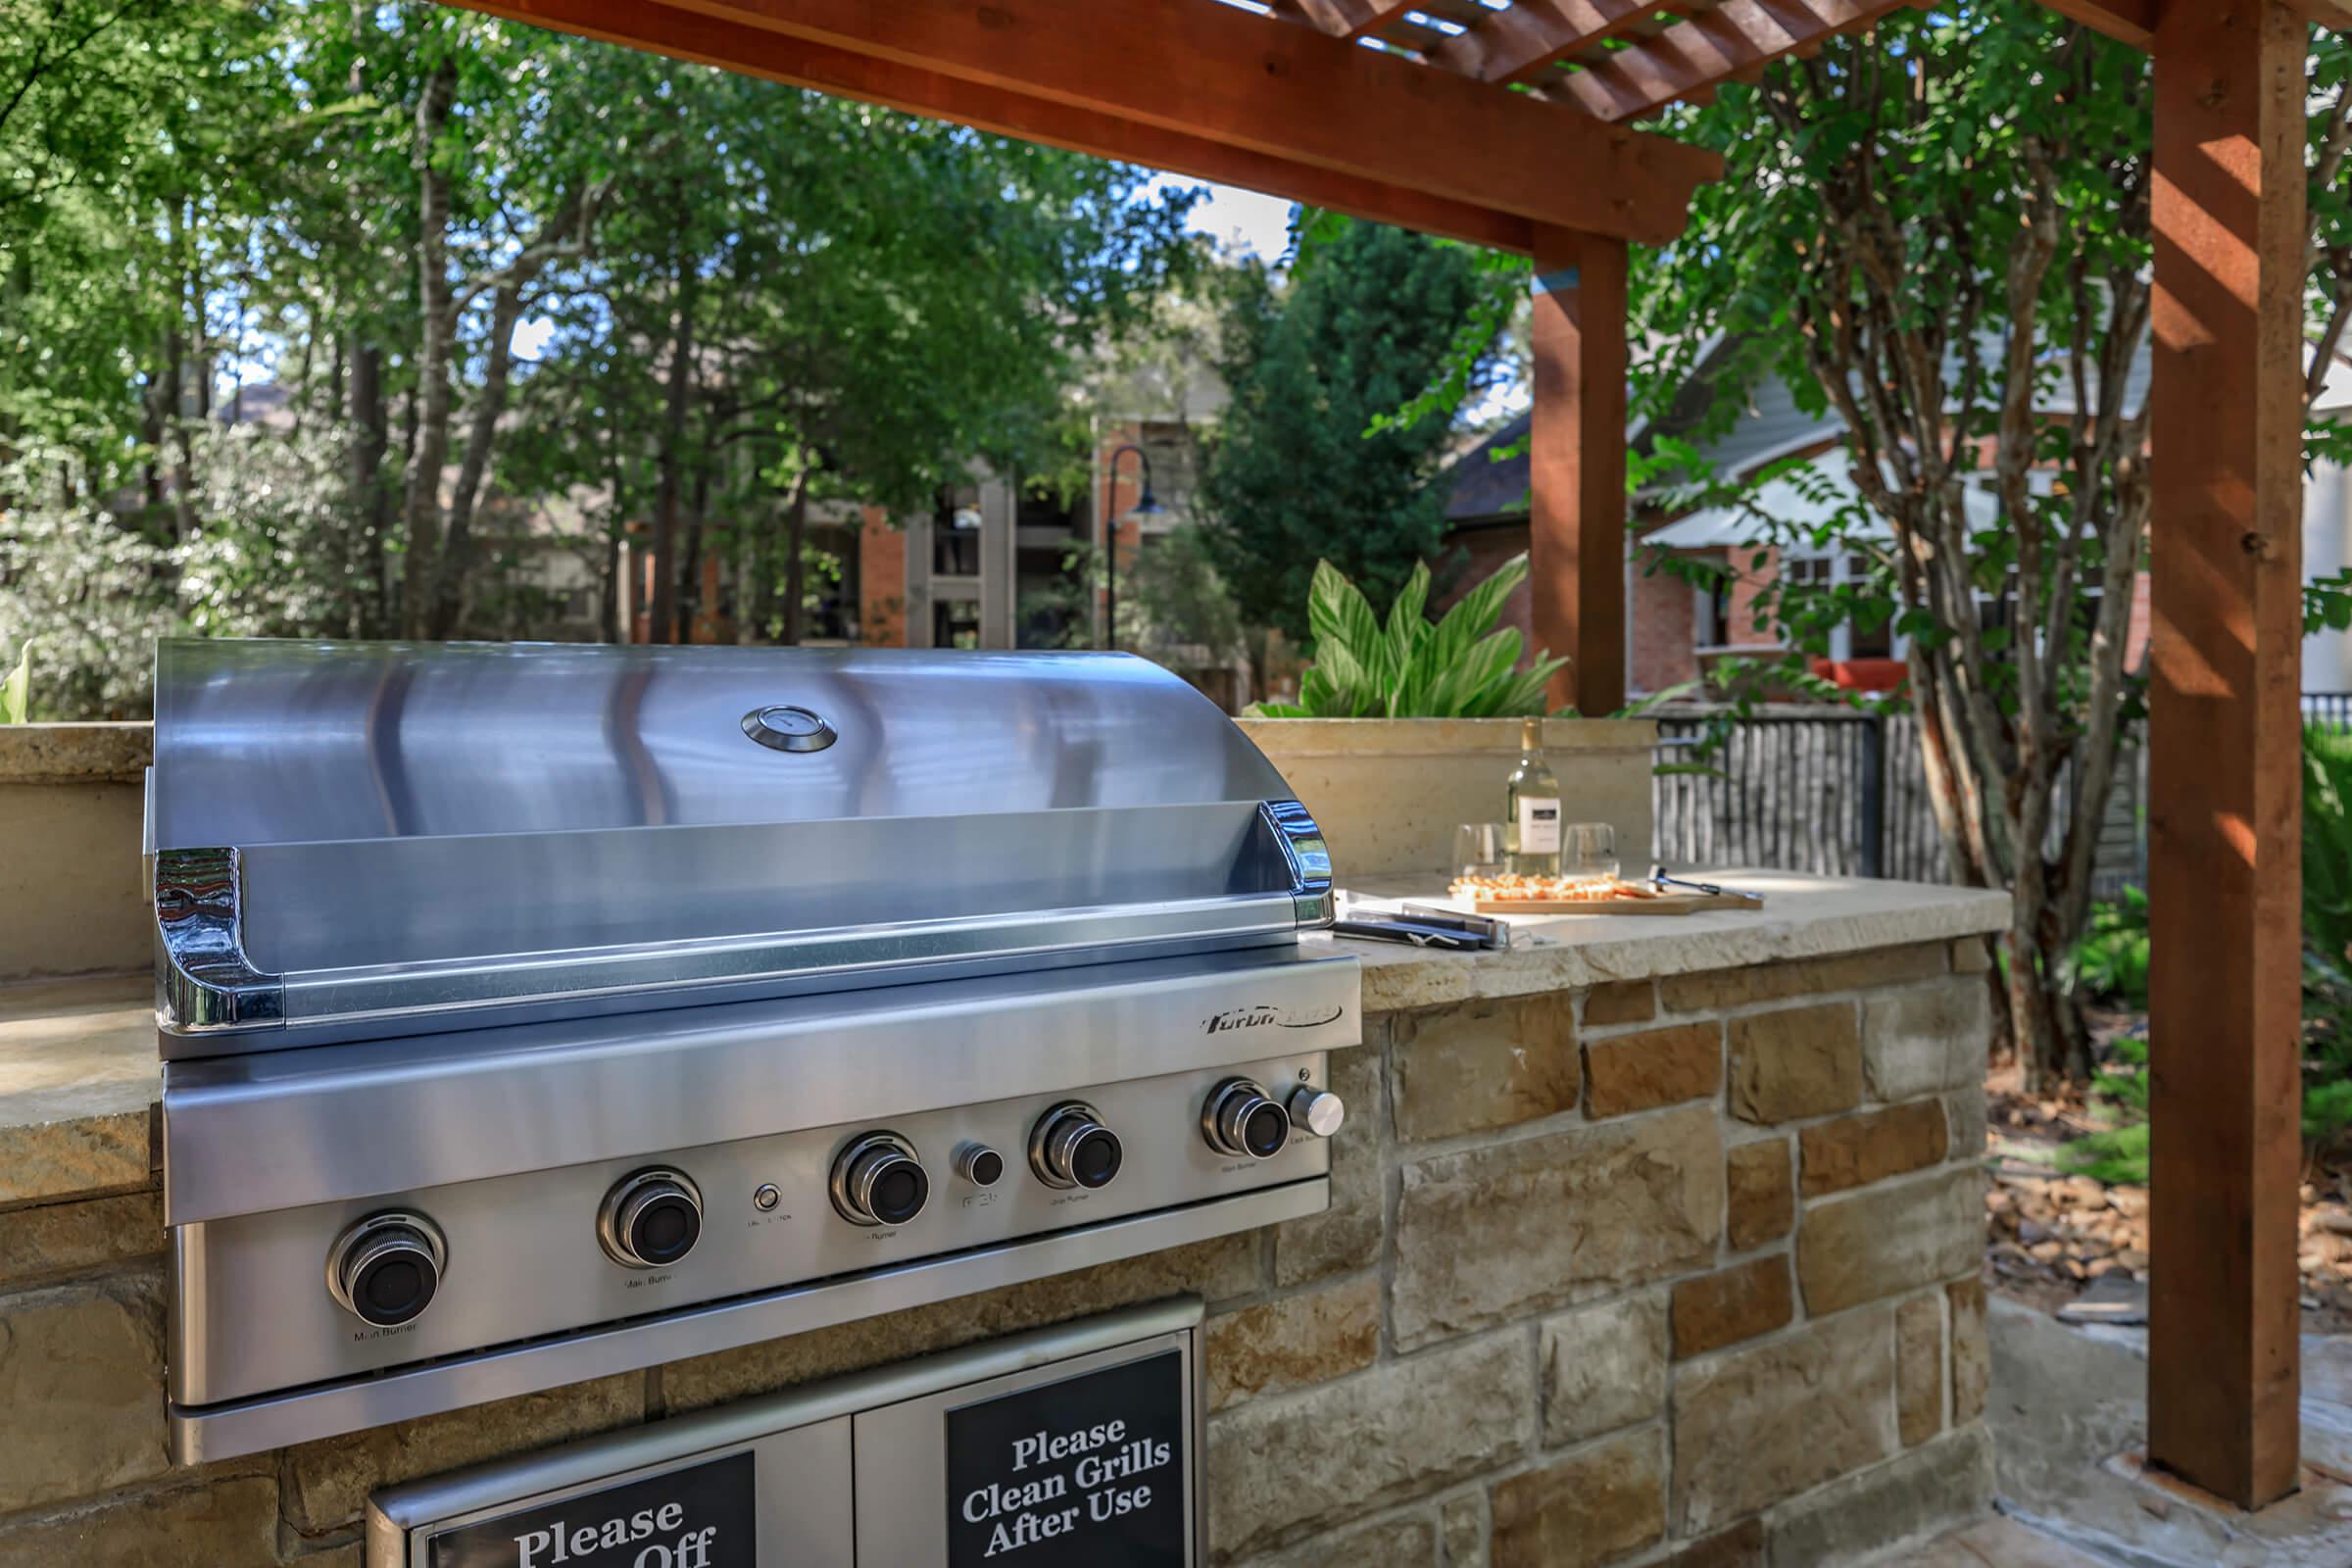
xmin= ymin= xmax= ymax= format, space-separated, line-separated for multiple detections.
xmin=2307 ymin=693 xmax=2352 ymax=727
xmin=1650 ymin=705 xmax=2145 ymax=895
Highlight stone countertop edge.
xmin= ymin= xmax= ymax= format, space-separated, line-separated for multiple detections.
xmin=0 ymin=722 xmax=153 ymax=784
xmin=0 ymin=872 xmax=2010 ymax=1207
xmin=1324 ymin=870 xmax=2013 ymax=1013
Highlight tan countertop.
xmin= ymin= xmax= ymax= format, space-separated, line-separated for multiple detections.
xmin=0 ymin=972 xmax=155 ymax=1205
xmin=0 ymin=872 xmax=2008 ymax=1208
xmin=1326 ymin=869 xmax=2012 ymax=1013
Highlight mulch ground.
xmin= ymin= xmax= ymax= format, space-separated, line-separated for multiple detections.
xmin=1981 ymin=1021 xmax=2352 ymax=1332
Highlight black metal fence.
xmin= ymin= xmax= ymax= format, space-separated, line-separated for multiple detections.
xmin=1651 ymin=706 xmax=2146 ymax=894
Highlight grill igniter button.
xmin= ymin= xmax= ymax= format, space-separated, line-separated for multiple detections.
xmin=1288 ymin=1085 xmax=1347 ymax=1139
xmin=597 ymin=1169 xmax=705 ymax=1269
xmin=1202 ymin=1078 xmax=1293 ymax=1160
xmin=1030 ymin=1102 xmax=1124 ymax=1190
xmin=831 ymin=1133 xmax=932 ymax=1226
xmin=954 ymin=1144 xmax=1006 ymax=1188
xmin=326 ymin=1211 xmax=447 ymax=1328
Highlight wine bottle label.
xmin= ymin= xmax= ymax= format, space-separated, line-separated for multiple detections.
xmin=1517 ymin=798 xmax=1561 ymax=854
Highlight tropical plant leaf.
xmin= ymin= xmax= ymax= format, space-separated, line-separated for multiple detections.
xmin=0 ymin=641 xmax=27 ymax=725
xmin=1272 ymin=554 xmax=1574 ymax=719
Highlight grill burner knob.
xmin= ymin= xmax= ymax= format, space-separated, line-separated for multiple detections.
xmin=1202 ymin=1078 xmax=1293 ymax=1160
xmin=1288 ymin=1085 xmax=1348 ymax=1140
xmin=598 ymin=1169 xmax=705 ymax=1269
xmin=1031 ymin=1102 xmax=1124 ymax=1191
xmin=327 ymin=1212 xmax=446 ymax=1328
xmin=831 ymin=1133 xmax=932 ymax=1227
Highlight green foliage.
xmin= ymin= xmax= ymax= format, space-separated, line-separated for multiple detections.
xmin=2306 ymin=724 xmax=2352 ymax=968
xmin=2056 ymin=1122 xmax=2149 ymax=1187
xmin=2057 ymin=1033 xmax=2152 ymax=1183
xmin=2061 ymin=732 xmax=2352 ymax=1180
xmin=0 ymin=450 xmax=176 ymax=720
xmin=0 ymin=640 xmax=27 ymax=724
xmin=1198 ymin=220 xmax=1501 ymax=643
xmin=2069 ymin=888 xmax=2150 ymax=1009
xmin=0 ymin=0 xmax=1202 ymax=707
xmin=1121 ymin=526 xmax=1246 ymax=666
xmin=1248 ymin=553 xmax=1564 ymax=719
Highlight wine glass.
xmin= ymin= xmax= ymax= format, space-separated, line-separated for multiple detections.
xmin=1562 ymin=822 xmax=1619 ymax=882
xmin=1452 ymin=822 xmax=1507 ymax=883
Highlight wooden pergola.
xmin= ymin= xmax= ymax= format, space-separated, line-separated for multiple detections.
xmin=467 ymin=0 xmax=2335 ymax=1512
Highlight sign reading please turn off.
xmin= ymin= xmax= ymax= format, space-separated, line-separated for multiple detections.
xmin=429 ymin=1452 xmax=757 ymax=1568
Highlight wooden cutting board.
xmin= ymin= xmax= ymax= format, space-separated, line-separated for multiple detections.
xmin=1467 ymin=890 xmax=1764 ymax=916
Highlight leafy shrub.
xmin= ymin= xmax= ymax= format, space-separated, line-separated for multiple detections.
xmin=2057 ymin=1122 xmax=2149 ymax=1186
xmin=2069 ymin=887 xmax=2149 ymax=1008
xmin=2307 ymin=723 xmax=2352 ymax=969
xmin=1247 ymin=552 xmax=1565 ymax=719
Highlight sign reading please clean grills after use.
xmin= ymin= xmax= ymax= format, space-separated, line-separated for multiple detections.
xmin=367 ymin=1298 xmax=1201 ymax=1568
xmin=946 ymin=1351 xmax=1186 ymax=1565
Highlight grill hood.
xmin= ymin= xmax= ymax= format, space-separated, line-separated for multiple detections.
xmin=149 ymin=639 xmax=1333 ymax=1057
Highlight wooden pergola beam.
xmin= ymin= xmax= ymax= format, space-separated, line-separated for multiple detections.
xmin=1530 ymin=227 xmax=1628 ymax=715
xmin=1427 ymin=0 xmax=1667 ymax=86
xmin=1555 ymin=0 xmax=1923 ymax=123
xmin=504 ymin=0 xmax=1722 ymax=245
xmin=2038 ymin=0 xmax=2155 ymax=50
xmin=1267 ymin=0 xmax=1419 ymax=41
xmin=458 ymin=0 xmax=1540 ymax=250
xmin=2145 ymin=0 xmax=2307 ymax=1511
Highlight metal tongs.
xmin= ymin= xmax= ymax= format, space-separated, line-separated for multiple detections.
xmin=1648 ymin=865 xmax=1766 ymax=905
xmin=1331 ymin=891 xmax=1512 ymax=951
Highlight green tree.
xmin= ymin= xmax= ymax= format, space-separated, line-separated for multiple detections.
xmin=1625 ymin=8 xmax=2352 ymax=1090
xmin=1198 ymin=221 xmax=1496 ymax=642
xmin=0 ymin=0 xmax=1201 ymax=694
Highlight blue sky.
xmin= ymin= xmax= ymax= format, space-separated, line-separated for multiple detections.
xmin=1139 ymin=172 xmax=1301 ymax=263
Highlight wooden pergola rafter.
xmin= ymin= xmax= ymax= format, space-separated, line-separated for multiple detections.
xmin=456 ymin=0 xmax=2341 ymax=1517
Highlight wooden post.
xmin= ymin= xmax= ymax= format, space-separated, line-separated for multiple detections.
xmin=1529 ymin=226 xmax=1627 ymax=715
xmin=2146 ymin=0 xmax=2307 ymax=1510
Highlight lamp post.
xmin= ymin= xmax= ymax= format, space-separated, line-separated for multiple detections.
xmin=1102 ymin=442 xmax=1164 ymax=651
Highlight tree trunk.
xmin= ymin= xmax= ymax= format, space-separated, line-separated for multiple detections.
xmin=349 ymin=341 xmax=387 ymax=637
xmin=650 ymin=264 xmax=697 ymax=645
xmin=679 ymin=463 xmax=710 ymax=644
xmin=398 ymin=57 xmax=460 ymax=637
xmin=426 ymin=280 xmax=527 ymax=639
xmin=781 ymin=464 xmax=811 ymax=646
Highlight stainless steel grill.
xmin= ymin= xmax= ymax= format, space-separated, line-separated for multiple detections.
xmin=151 ymin=640 xmax=1356 ymax=1462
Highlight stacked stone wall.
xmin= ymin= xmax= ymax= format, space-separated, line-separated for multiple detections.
xmin=0 ymin=940 xmax=1994 ymax=1566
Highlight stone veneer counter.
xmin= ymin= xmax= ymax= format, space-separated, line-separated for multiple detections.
xmin=0 ymin=873 xmax=2008 ymax=1566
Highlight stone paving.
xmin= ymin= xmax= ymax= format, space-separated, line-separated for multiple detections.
xmin=1895 ymin=1295 xmax=2352 ymax=1567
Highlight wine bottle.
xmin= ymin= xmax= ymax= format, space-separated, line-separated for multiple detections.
xmin=1504 ymin=716 xmax=1562 ymax=876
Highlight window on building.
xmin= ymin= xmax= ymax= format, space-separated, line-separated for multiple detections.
xmin=931 ymin=599 xmax=982 ymax=650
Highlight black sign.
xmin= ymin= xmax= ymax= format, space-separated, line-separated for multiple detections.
xmin=430 ymin=1451 xmax=756 ymax=1568
xmin=946 ymin=1350 xmax=1187 ymax=1567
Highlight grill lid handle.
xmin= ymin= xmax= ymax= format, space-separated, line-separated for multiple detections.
xmin=155 ymin=847 xmax=284 ymax=1031
xmin=1261 ymin=800 xmax=1335 ymax=929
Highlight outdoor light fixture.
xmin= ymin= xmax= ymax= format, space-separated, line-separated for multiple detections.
xmin=1103 ymin=442 xmax=1165 ymax=651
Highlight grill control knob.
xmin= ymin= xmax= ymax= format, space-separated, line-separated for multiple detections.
xmin=955 ymin=1143 xmax=1006 ymax=1188
xmin=831 ymin=1133 xmax=931 ymax=1227
xmin=598 ymin=1169 xmax=705 ymax=1269
xmin=1031 ymin=1102 xmax=1124 ymax=1190
xmin=1288 ymin=1085 xmax=1347 ymax=1140
xmin=327 ymin=1212 xmax=446 ymax=1328
xmin=1202 ymin=1078 xmax=1293 ymax=1160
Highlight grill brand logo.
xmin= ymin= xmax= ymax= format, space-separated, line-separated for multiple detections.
xmin=1200 ymin=1003 xmax=1344 ymax=1036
